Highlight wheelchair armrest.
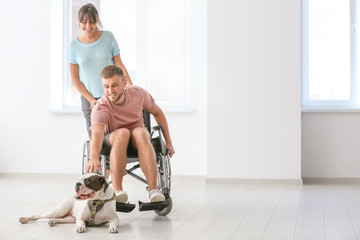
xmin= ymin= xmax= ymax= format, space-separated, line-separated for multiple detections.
xmin=152 ymin=125 xmax=162 ymax=131
xmin=151 ymin=125 xmax=170 ymax=156
xmin=151 ymin=125 xmax=163 ymax=138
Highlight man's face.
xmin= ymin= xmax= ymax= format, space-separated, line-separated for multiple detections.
xmin=102 ymin=74 xmax=125 ymax=104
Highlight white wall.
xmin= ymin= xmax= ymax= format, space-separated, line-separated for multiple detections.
xmin=302 ymin=112 xmax=360 ymax=178
xmin=207 ymin=0 xmax=302 ymax=179
xmin=0 ymin=0 xmax=207 ymax=176
xmin=0 ymin=0 xmax=88 ymax=173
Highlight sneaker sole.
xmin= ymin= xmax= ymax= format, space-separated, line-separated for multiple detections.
xmin=116 ymin=195 xmax=128 ymax=203
xmin=151 ymin=196 xmax=165 ymax=202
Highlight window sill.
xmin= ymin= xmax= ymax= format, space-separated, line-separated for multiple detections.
xmin=302 ymin=106 xmax=360 ymax=112
xmin=48 ymin=105 xmax=194 ymax=114
xmin=48 ymin=108 xmax=83 ymax=114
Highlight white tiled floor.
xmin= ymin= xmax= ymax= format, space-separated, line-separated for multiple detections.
xmin=1 ymin=175 xmax=360 ymax=240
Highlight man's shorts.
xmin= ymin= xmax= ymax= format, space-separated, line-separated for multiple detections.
xmin=100 ymin=132 xmax=139 ymax=156
xmin=100 ymin=133 xmax=112 ymax=155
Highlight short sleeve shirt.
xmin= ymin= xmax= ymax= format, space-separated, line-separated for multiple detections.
xmin=91 ymin=86 xmax=155 ymax=135
xmin=68 ymin=31 xmax=120 ymax=98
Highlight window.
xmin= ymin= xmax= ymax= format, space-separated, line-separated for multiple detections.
xmin=302 ymin=0 xmax=359 ymax=108
xmin=59 ymin=0 xmax=194 ymax=111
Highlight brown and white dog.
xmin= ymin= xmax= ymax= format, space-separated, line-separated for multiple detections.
xmin=19 ymin=173 xmax=119 ymax=233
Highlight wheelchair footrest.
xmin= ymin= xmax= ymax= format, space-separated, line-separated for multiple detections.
xmin=138 ymin=199 xmax=171 ymax=211
xmin=116 ymin=202 xmax=136 ymax=213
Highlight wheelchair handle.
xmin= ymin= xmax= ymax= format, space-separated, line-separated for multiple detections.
xmin=166 ymin=148 xmax=170 ymax=156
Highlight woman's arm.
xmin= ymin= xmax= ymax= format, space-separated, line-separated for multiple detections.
xmin=69 ymin=63 xmax=97 ymax=109
xmin=113 ymin=54 xmax=133 ymax=85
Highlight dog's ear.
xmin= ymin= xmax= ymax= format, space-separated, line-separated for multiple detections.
xmin=100 ymin=176 xmax=109 ymax=193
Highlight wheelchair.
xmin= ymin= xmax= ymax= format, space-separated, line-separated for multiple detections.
xmin=81 ymin=110 xmax=172 ymax=216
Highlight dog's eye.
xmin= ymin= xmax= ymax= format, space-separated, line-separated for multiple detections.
xmin=84 ymin=179 xmax=90 ymax=185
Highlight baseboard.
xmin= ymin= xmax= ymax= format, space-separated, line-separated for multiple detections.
xmin=206 ymin=178 xmax=303 ymax=185
xmin=303 ymin=178 xmax=360 ymax=184
xmin=0 ymin=172 xmax=80 ymax=179
xmin=0 ymin=172 xmax=207 ymax=182
xmin=9 ymin=173 xmax=359 ymax=185
xmin=171 ymin=175 xmax=207 ymax=182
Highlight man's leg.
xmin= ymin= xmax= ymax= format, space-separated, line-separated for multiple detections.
xmin=109 ymin=128 xmax=130 ymax=192
xmin=131 ymin=127 xmax=158 ymax=190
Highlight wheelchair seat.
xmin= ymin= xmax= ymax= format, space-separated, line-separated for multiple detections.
xmin=82 ymin=109 xmax=172 ymax=216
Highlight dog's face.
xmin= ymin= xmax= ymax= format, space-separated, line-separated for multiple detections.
xmin=74 ymin=173 xmax=109 ymax=200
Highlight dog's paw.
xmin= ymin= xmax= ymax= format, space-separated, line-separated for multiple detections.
xmin=109 ymin=226 xmax=119 ymax=234
xmin=48 ymin=220 xmax=56 ymax=227
xmin=76 ymin=226 xmax=86 ymax=233
xmin=19 ymin=217 xmax=29 ymax=224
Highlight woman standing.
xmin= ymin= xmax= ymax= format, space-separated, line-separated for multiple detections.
xmin=69 ymin=3 xmax=132 ymax=135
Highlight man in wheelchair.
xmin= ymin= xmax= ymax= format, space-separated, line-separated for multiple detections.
xmin=86 ymin=65 xmax=175 ymax=204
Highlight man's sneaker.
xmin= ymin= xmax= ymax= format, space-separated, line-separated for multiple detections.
xmin=149 ymin=189 xmax=165 ymax=202
xmin=115 ymin=190 xmax=128 ymax=203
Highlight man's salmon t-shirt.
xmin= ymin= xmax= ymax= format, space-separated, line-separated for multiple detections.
xmin=91 ymin=85 xmax=155 ymax=135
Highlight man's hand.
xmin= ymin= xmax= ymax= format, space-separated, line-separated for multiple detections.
xmin=88 ymin=124 xmax=105 ymax=174
xmin=166 ymin=143 xmax=175 ymax=158
xmin=86 ymin=158 xmax=102 ymax=173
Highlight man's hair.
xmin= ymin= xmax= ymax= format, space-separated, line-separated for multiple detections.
xmin=101 ymin=65 xmax=124 ymax=79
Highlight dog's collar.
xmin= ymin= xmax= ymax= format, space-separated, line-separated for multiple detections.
xmin=86 ymin=194 xmax=116 ymax=227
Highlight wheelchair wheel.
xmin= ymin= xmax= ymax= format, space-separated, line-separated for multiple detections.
xmin=155 ymin=197 xmax=173 ymax=216
xmin=155 ymin=152 xmax=172 ymax=216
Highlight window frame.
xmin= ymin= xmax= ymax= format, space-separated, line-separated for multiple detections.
xmin=301 ymin=0 xmax=359 ymax=109
xmin=58 ymin=0 xmax=194 ymax=112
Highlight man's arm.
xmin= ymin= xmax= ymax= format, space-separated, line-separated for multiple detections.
xmin=87 ymin=124 xmax=105 ymax=173
xmin=146 ymin=103 xmax=175 ymax=157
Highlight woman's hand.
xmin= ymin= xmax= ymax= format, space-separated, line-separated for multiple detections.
xmin=90 ymin=99 xmax=98 ymax=110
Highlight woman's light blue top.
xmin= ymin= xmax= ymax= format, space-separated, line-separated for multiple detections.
xmin=69 ymin=30 xmax=120 ymax=98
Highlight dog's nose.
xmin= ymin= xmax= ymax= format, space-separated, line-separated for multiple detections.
xmin=75 ymin=182 xmax=82 ymax=192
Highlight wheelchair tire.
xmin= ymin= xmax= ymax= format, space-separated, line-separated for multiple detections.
xmin=155 ymin=197 xmax=173 ymax=216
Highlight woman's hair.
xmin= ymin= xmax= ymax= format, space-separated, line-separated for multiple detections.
xmin=78 ymin=3 xmax=103 ymax=30
xmin=101 ymin=65 xmax=124 ymax=79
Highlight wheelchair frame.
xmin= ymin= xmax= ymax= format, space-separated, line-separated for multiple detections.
xmin=81 ymin=111 xmax=172 ymax=216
